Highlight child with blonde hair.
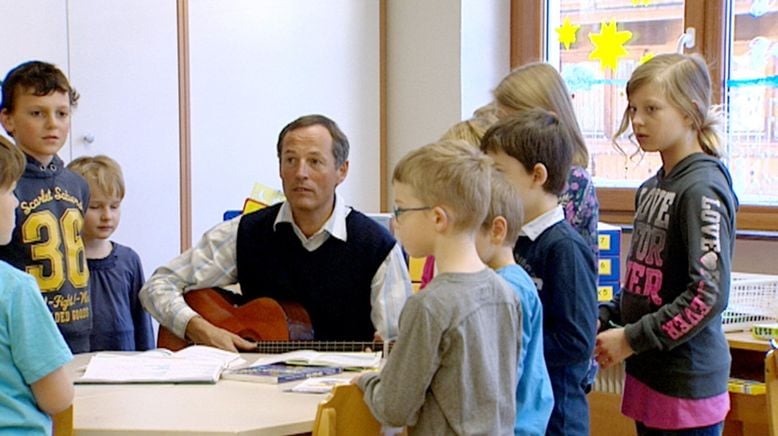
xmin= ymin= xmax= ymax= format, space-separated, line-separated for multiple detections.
xmin=0 ymin=135 xmax=74 ymax=432
xmin=476 ymin=171 xmax=553 ymax=436
xmin=68 ymin=155 xmax=154 ymax=351
xmin=355 ymin=140 xmax=522 ymax=435
xmin=595 ymin=53 xmax=738 ymax=435
xmin=494 ymin=62 xmax=599 ymax=259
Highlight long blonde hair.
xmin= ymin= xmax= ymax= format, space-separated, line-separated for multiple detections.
xmin=613 ymin=53 xmax=724 ymax=158
xmin=493 ymin=62 xmax=589 ymax=166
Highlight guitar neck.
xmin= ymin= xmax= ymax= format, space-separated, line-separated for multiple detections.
xmin=255 ymin=341 xmax=390 ymax=355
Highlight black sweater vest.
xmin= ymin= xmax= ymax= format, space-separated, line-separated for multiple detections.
xmin=236 ymin=204 xmax=396 ymax=341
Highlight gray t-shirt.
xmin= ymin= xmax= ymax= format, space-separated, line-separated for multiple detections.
xmin=358 ymin=268 xmax=522 ymax=435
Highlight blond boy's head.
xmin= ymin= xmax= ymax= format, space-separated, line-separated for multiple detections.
xmin=482 ymin=171 xmax=524 ymax=247
xmin=67 ymin=155 xmax=125 ymax=199
xmin=393 ymin=140 xmax=492 ymax=234
xmin=0 ymin=135 xmax=24 ymax=191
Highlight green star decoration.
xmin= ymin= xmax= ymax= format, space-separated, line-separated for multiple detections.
xmin=588 ymin=20 xmax=633 ymax=72
xmin=556 ymin=17 xmax=581 ymax=50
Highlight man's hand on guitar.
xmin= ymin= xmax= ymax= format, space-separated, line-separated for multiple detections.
xmin=185 ymin=316 xmax=257 ymax=352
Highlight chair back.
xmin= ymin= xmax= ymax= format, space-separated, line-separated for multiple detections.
xmin=52 ymin=405 xmax=73 ymax=436
xmin=312 ymin=384 xmax=382 ymax=436
xmin=767 ymin=349 xmax=777 ymax=436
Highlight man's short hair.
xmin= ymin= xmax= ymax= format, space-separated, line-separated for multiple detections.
xmin=0 ymin=135 xmax=25 ymax=190
xmin=1 ymin=61 xmax=79 ymax=113
xmin=393 ymin=139 xmax=492 ymax=233
xmin=483 ymin=171 xmax=524 ymax=247
xmin=276 ymin=114 xmax=349 ymax=167
xmin=67 ymin=155 xmax=126 ymax=200
xmin=481 ymin=109 xmax=572 ymax=195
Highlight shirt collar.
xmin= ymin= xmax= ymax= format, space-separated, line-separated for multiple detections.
xmin=273 ymin=194 xmax=349 ymax=242
xmin=520 ymin=205 xmax=565 ymax=241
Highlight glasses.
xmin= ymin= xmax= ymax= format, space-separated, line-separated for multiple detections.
xmin=392 ymin=206 xmax=431 ymax=219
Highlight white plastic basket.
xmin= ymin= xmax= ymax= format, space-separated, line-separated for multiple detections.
xmin=722 ymin=272 xmax=778 ymax=332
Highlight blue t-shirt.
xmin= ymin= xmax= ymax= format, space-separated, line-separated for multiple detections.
xmin=498 ymin=264 xmax=554 ymax=436
xmin=0 ymin=261 xmax=73 ymax=434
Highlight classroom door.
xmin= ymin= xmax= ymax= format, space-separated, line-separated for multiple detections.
xmin=67 ymin=0 xmax=181 ymax=277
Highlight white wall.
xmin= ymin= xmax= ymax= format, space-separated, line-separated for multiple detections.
xmin=385 ymin=0 xmax=510 ymax=203
xmin=188 ymin=0 xmax=381 ymax=242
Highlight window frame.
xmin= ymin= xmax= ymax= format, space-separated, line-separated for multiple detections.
xmin=510 ymin=0 xmax=778 ymax=231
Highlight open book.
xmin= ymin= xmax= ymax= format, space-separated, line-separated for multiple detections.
xmin=249 ymin=349 xmax=382 ymax=370
xmin=77 ymin=346 xmax=244 ymax=384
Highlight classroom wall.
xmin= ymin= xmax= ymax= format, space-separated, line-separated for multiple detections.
xmin=385 ymin=0 xmax=510 ymax=203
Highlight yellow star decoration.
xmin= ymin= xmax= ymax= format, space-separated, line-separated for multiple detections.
xmin=588 ymin=20 xmax=633 ymax=72
xmin=639 ymin=52 xmax=655 ymax=65
xmin=556 ymin=17 xmax=581 ymax=50
xmin=632 ymin=0 xmax=651 ymax=5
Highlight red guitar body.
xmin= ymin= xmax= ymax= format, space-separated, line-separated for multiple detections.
xmin=157 ymin=288 xmax=313 ymax=351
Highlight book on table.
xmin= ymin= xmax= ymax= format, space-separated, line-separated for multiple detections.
xmin=222 ymin=363 xmax=342 ymax=384
xmin=249 ymin=349 xmax=382 ymax=370
xmin=76 ymin=345 xmax=244 ymax=384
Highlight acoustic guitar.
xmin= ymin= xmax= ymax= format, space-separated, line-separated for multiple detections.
xmin=156 ymin=288 xmax=389 ymax=354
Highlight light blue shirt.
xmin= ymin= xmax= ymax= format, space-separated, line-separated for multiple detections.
xmin=0 ymin=261 xmax=72 ymax=435
xmin=497 ymin=264 xmax=554 ymax=436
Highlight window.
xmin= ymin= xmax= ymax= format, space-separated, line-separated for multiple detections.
xmin=511 ymin=0 xmax=778 ymax=230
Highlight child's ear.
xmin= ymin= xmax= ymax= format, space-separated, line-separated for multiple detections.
xmin=490 ymin=216 xmax=508 ymax=245
xmin=431 ymin=206 xmax=449 ymax=232
xmin=531 ymin=163 xmax=549 ymax=188
xmin=0 ymin=109 xmax=14 ymax=135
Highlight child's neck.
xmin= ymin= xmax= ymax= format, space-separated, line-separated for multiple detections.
xmin=84 ymin=238 xmax=112 ymax=260
xmin=485 ymin=247 xmax=516 ymax=271
xmin=433 ymin=233 xmax=486 ymax=274
xmin=522 ymin=194 xmax=559 ymax=224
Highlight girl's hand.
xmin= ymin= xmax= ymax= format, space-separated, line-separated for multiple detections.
xmin=594 ymin=327 xmax=634 ymax=369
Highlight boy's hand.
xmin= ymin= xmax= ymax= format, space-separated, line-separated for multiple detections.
xmin=185 ymin=316 xmax=256 ymax=352
xmin=594 ymin=327 xmax=634 ymax=369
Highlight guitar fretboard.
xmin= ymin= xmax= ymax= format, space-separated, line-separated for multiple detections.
xmin=255 ymin=341 xmax=391 ymax=355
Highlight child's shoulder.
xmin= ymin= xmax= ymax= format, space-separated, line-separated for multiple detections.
xmin=0 ymin=261 xmax=40 ymax=299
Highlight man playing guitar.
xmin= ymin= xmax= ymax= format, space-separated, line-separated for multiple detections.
xmin=140 ymin=115 xmax=412 ymax=352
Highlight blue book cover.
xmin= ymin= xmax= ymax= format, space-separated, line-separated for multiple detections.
xmin=221 ymin=364 xmax=342 ymax=384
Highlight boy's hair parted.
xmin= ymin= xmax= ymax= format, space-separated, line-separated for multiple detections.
xmin=1 ymin=61 xmax=79 ymax=113
xmin=67 ymin=155 xmax=125 ymax=199
xmin=393 ymin=139 xmax=493 ymax=233
xmin=481 ymin=109 xmax=573 ymax=196
xmin=0 ymin=135 xmax=25 ymax=190
xmin=483 ymin=171 xmax=524 ymax=247
xmin=613 ymin=53 xmax=724 ymax=158
xmin=493 ymin=62 xmax=589 ymax=167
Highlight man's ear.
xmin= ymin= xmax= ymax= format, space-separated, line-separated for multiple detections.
xmin=335 ymin=160 xmax=349 ymax=187
xmin=531 ymin=163 xmax=548 ymax=189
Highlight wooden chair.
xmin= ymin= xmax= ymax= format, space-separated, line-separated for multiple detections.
xmin=312 ymin=384 xmax=382 ymax=436
xmin=52 ymin=405 xmax=73 ymax=436
xmin=767 ymin=348 xmax=777 ymax=436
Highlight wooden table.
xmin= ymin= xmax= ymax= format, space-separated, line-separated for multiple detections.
xmin=67 ymin=353 xmax=344 ymax=435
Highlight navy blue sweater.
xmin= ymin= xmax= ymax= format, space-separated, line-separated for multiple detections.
xmin=236 ymin=203 xmax=396 ymax=341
